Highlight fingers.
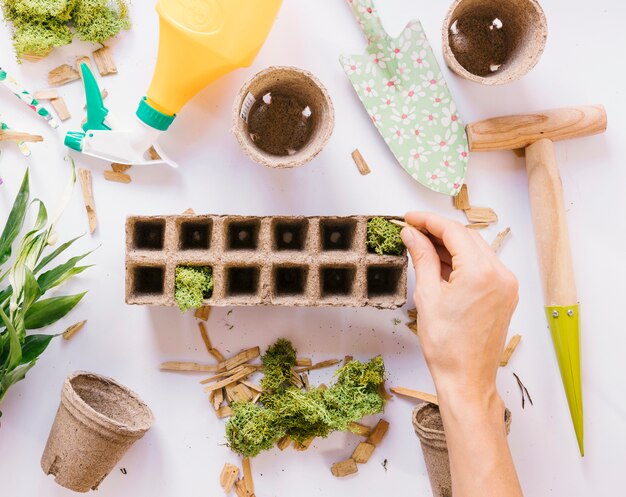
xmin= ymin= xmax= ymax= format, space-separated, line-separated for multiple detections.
xmin=405 ymin=211 xmax=480 ymax=259
xmin=400 ymin=227 xmax=442 ymax=290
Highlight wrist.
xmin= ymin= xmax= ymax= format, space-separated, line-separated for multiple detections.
xmin=436 ymin=380 xmax=504 ymax=420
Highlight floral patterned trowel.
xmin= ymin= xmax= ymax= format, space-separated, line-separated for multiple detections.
xmin=340 ymin=0 xmax=469 ymax=195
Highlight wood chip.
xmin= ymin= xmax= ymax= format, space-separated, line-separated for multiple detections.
xmin=48 ymin=64 xmax=80 ymax=86
xmin=182 ymin=208 xmax=195 ymax=215
xmin=229 ymin=383 xmax=254 ymax=403
xmin=390 ymin=386 xmax=439 ymax=405
xmin=366 ymin=419 xmax=390 ymax=447
xmin=93 ymin=46 xmax=118 ymax=76
xmin=291 ymin=371 xmax=304 ymax=389
xmin=200 ymin=365 xmax=249 ymax=385
xmin=103 ymin=170 xmax=131 ymax=183
xmin=78 ymin=168 xmax=97 ymax=234
xmin=351 ymin=442 xmax=376 ymax=464
xmin=197 ymin=322 xmax=212 ymax=354
xmin=240 ymin=380 xmax=262 ymax=393
xmin=212 ymin=388 xmax=223 ymax=411
xmin=295 ymin=358 xmax=312 ymax=367
xmin=33 ymin=90 xmax=58 ymax=100
xmin=234 ymin=478 xmax=253 ymax=497
xmin=378 ymin=381 xmax=393 ymax=401
xmin=351 ymin=149 xmax=371 ymax=175
xmin=222 ymin=347 xmax=260 ymax=371
xmin=293 ymin=437 xmax=314 ymax=451
xmin=347 ymin=422 xmax=372 ymax=437
xmin=62 ymin=320 xmax=87 ymax=340
xmin=406 ymin=320 xmax=418 ymax=335
xmin=0 ymin=130 xmax=43 ymax=143
xmin=491 ymin=227 xmax=512 ymax=253
xmin=220 ymin=463 xmax=239 ymax=493
xmin=465 ymin=222 xmax=490 ymax=230
xmin=242 ymin=457 xmax=254 ymax=495
xmin=210 ymin=348 xmax=226 ymax=362
xmin=111 ymin=163 xmax=132 ymax=173
xmin=500 ymin=334 xmax=522 ymax=367
xmin=407 ymin=308 xmax=417 ymax=320
xmin=147 ymin=145 xmax=161 ymax=160
xmin=331 ymin=459 xmax=358 ymax=478
xmin=75 ymin=56 xmax=93 ymax=79
xmin=160 ymin=361 xmax=221 ymax=372
xmin=276 ymin=436 xmax=291 ymax=451
xmin=453 ymin=184 xmax=471 ymax=210
xmin=464 ymin=207 xmax=498 ymax=224
xmin=203 ymin=366 xmax=256 ymax=393
xmin=343 ymin=355 xmax=353 ymax=365
xmin=293 ymin=359 xmax=340 ymax=374
xmin=50 ymin=97 xmax=71 ymax=121
xmin=301 ymin=373 xmax=309 ymax=391
xmin=216 ymin=405 xmax=233 ymax=419
xmin=251 ymin=392 xmax=261 ymax=404
xmin=195 ymin=305 xmax=211 ymax=321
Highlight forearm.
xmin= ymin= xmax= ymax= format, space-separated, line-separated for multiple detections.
xmin=437 ymin=386 xmax=523 ymax=497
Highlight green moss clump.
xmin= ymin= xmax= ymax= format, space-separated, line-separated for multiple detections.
xmin=225 ymin=339 xmax=386 ymax=457
xmin=1 ymin=0 xmax=130 ymax=60
xmin=367 ymin=217 xmax=405 ymax=256
xmin=174 ymin=266 xmax=213 ymax=312
xmin=260 ymin=338 xmax=297 ymax=393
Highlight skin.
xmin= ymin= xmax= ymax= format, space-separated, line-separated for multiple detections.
xmin=401 ymin=211 xmax=523 ymax=497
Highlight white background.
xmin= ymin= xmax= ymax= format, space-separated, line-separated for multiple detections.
xmin=1 ymin=0 xmax=625 ymax=495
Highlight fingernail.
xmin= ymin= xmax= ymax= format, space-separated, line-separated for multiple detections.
xmin=401 ymin=227 xmax=416 ymax=248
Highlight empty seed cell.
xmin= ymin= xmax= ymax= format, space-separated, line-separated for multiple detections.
xmin=272 ymin=264 xmax=309 ymax=299
xmin=320 ymin=218 xmax=357 ymax=251
xmin=272 ymin=218 xmax=309 ymax=251
xmin=128 ymin=265 xmax=166 ymax=303
xmin=225 ymin=218 xmax=261 ymax=251
xmin=367 ymin=265 xmax=404 ymax=298
xmin=130 ymin=218 xmax=166 ymax=251
xmin=226 ymin=266 xmax=261 ymax=297
xmin=177 ymin=217 xmax=212 ymax=250
xmin=320 ymin=265 xmax=357 ymax=299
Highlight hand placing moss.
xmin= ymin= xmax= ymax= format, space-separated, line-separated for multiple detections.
xmin=226 ymin=339 xmax=386 ymax=458
xmin=1 ymin=0 xmax=131 ymax=60
xmin=174 ymin=266 xmax=213 ymax=312
xmin=367 ymin=217 xmax=405 ymax=255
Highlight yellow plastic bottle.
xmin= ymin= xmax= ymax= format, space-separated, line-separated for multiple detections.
xmin=137 ymin=0 xmax=283 ymax=131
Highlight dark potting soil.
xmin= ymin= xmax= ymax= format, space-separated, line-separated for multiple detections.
xmin=248 ymin=93 xmax=313 ymax=156
xmin=450 ymin=15 xmax=510 ymax=76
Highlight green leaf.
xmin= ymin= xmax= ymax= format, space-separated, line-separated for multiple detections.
xmin=22 ymin=267 xmax=41 ymax=310
xmin=0 ymin=307 xmax=21 ymax=370
xmin=20 ymin=334 xmax=54 ymax=364
xmin=24 ymin=292 xmax=86 ymax=330
xmin=37 ymin=252 xmax=92 ymax=293
xmin=0 ymin=361 xmax=36 ymax=403
xmin=0 ymin=170 xmax=29 ymax=265
xmin=34 ymin=235 xmax=82 ymax=273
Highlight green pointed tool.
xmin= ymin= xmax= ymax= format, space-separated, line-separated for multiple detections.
xmin=467 ymin=104 xmax=608 ymax=456
xmin=340 ymin=0 xmax=469 ymax=196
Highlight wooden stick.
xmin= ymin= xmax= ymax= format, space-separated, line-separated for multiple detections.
xmin=111 ymin=162 xmax=131 ymax=173
xmin=366 ymin=419 xmax=390 ymax=447
xmin=222 ymin=347 xmax=260 ymax=371
xmin=195 ymin=305 xmax=211 ymax=321
xmin=390 ymin=386 xmax=438 ymax=405
xmin=294 ymin=436 xmax=315 ymax=451
xmin=466 ymin=222 xmax=490 ymax=230
xmin=293 ymin=358 xmax=340 ymax=374
xmin=220 ymin=463 xmax=239 ymax=493
xmin=212 ymin=388 xmax=223 ymax=410
xmin=242 ymin=457 xmax=254 ymax=494
xmin=197 ymin=322 xmax=212 ymax=354
xmin=295 ymin=358 xmax=312 ymax=367
xmin=453 ymin=184 xmax=471 ymax=210
xmin=389 ymin=219 xmax=429 ymax=235
xmin=500 ymin=334 xmax=522 ymax=367
xmin=160 ymin=361 xmax=221 ymax=372
xmin=33 ymin=90 xmax=58 ymax=100
xmin=464 ymin=207 xmax=498 ymax=224
xmin=351 ymin=149 xmax=371 ymax=175
xmin=276 ymin=436 xmax=291 ymax=450
xmin=199 ymin=364 xmax=248 ymax=384
xmin=491 ymin=227 xmax=512 ymax=253
xmin=234 ymin=478 xmax=252 ymax=497
xmin=240 ymin=380 xmax=262 ymax=393
xmin=216 ymin=405 xmax=233 ymax=419
xmin=348 ymin=421 xmax=372 ymax=437
xmin=63 ymin=320 xmax=87 ymax=340
xmin=78 ymin=168 xmax=97 ymax=234
xmin=331 ymin=459 xmax=358 ymax=477
xmin=0 ymin=130 xmax=43 ymax=143
xmin=103 ymin=170 xmax=131 ymax=183
xmin=203 ymin=366 xmax=256 ymax=393
xmin=351 ymin=442 xmax=376 ymax=464
xmin=93 ymin=47 xmax=118 ymax=76
xmin=209 ymin=348 xmax=226 ymax=362
xmin=48 ymin=64 xmax=80 ymax=86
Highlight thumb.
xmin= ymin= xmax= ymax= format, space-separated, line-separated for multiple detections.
xmin=401 ymin=227 xmax=441 ymax=289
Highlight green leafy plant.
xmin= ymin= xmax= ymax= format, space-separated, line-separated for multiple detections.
xmin=174 ymin=266 xmax=213 ymax=312
xmin=366 ymin=217 xmax=405 ymax=256
xmin=1 ymin=0 xmax=131 ymax=60
xmin=0 ymin=168 xmax=91 ymax=408
xmin=225 ymin=339 xmax=386 ymax=458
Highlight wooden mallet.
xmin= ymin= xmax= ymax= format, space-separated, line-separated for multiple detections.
xmin=466 ymin=105 xmax=608 ymax=456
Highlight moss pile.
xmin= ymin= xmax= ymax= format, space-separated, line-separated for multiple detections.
xmin=367 ymin=217 xmax=405 ymax=255
xmin=225 ymin=339 xmax=386 ymax=458
xmin=1 ymin=0 xmax=130 ymax=60
xmin=174 ymin=266 xmax=213 ymax=312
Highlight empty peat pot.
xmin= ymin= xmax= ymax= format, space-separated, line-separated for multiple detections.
xmin=413 ymin=403 xmax=511 ymax=497
xmin=41 ymin=371 xmax=154 ymax=492
xmin=442 ymin=0 xmax=547 ymax=85
xmin=232 ymin=66 xmax=334 ymax=168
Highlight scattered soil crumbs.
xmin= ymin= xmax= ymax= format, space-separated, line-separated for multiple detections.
xmin=248 ymin=92 xmax=313 ymax=156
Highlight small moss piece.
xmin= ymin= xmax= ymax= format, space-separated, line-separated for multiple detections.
xmin=367 ymin=217 xmax=404 ymax=256
xmin=225 ymin=402 xmax=285 ymax=458
xmin=260 ymin=338 xmax=297 ymax=393
xmin=174 ymin=266 xmax=213 ymax=312
xmin=11 ymin=19 xmax=72 ymax=57
xmin=72 ymin=0 xmax=131 ymax=43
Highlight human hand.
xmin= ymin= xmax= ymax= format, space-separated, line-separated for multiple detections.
xmin=401 ymin=211 xmax=518 ymax=405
